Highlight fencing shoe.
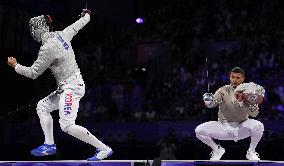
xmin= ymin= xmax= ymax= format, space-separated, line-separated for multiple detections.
xmin=87 ymin=146 xmax=113 ymax=161
xmin=31 ymin=144 xmax=56 ymax=156
xmin=210 ymin=145 xmax=225 ymax=160
xmin=246 ymin=150 xmax=260 ymax=160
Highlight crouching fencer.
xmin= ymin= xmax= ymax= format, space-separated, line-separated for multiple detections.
xmin=7 ymin=9 xmax=113 ymax=160
xmin=195 ymin=67 xmax=265 ymax=160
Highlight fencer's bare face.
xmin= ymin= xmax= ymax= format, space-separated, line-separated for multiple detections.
xmin=230 ymin=72 xmax=245 ymax=87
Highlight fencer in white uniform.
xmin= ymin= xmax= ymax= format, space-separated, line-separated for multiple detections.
xmin=195 ymin=67 xmax=265 ymax=161
xmin=7 ymin=9 xmax=112 ymax=161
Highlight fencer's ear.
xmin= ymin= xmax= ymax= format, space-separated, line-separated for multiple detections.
xmin=44 ymin=15 xmax=54 ymax=31
xmin=44 ymin=15 xmax=52 ymax=24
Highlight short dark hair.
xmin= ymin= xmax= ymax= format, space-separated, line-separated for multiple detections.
xmin=231 ymin=67 xmax=245 ymax=75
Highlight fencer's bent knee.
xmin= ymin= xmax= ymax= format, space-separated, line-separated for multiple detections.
xmin=36 ymin=102 xmax=50 ymax=116
xmin=253 ymin=122 xmax=264 ymax=133
xmin=59 ymin=119 xmax=75 ymax=132
xmin=195 ymin=125 xmax=206 ymax=136
xmin=36 ymin=100 xmax=49 ymax=113
xmin=36 ymin=101 xmax=44 ymax=111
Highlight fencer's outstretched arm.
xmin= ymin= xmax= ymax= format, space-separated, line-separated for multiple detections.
xmin=15 ymin=46 xmax=53 ymax=79
xmin=62 ymin=13 xmax=90 ymax=41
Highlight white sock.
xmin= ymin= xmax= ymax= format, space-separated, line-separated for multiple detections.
xmin=37 ymin=110 xmax=54 ymax=145
xmin=249 ymin=124 xmax=264 ymax=152
xmin=65 ymin=124 xmax=107 ymax=151
xmin=197 ymin=134 xmax=219 ymax=151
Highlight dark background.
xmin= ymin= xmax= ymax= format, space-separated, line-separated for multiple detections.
xmin=1 ymin=0 xmax=284 ymax=161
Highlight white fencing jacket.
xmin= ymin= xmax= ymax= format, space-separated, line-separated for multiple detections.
xmin=15 ymin=14 xmax=90 ymax=85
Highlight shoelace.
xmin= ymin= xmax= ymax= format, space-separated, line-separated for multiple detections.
xmin=37 ymin=145 xmax=47 ymax=150
xmin=38 ymin=144 xmax=55 ymax=150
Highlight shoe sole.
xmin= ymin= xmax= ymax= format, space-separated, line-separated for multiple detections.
xmin=246 ymin=155 xmax=260 ymax=160
xmin=31 ymin=151 xmax=56 ymax=156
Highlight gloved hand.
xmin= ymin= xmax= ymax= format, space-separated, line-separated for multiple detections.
xmin=240 ymin=93 xmax=264 ymax=105
xmin=80 ymin=9 xmax=92 ymax=17
xmin=203 ymin=93 xmax=214 ymax=106
xmin=234 ymin=82 xmax=265 ymax=105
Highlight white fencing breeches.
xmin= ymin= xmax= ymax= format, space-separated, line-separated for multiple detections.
xmin=195 ymin=119 xmax=264 ymax=151
xmin=36 ymin=72 xmax=107 ymax=151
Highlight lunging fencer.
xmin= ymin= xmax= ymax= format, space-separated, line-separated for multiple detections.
xmin=195 ymin=67 xmax=265 ymax=160
xmin=7 ymin=9 xmax=113 ymax=160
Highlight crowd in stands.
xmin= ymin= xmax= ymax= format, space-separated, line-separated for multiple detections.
xmin=75 ymin=0 xmax=284 ymax=123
